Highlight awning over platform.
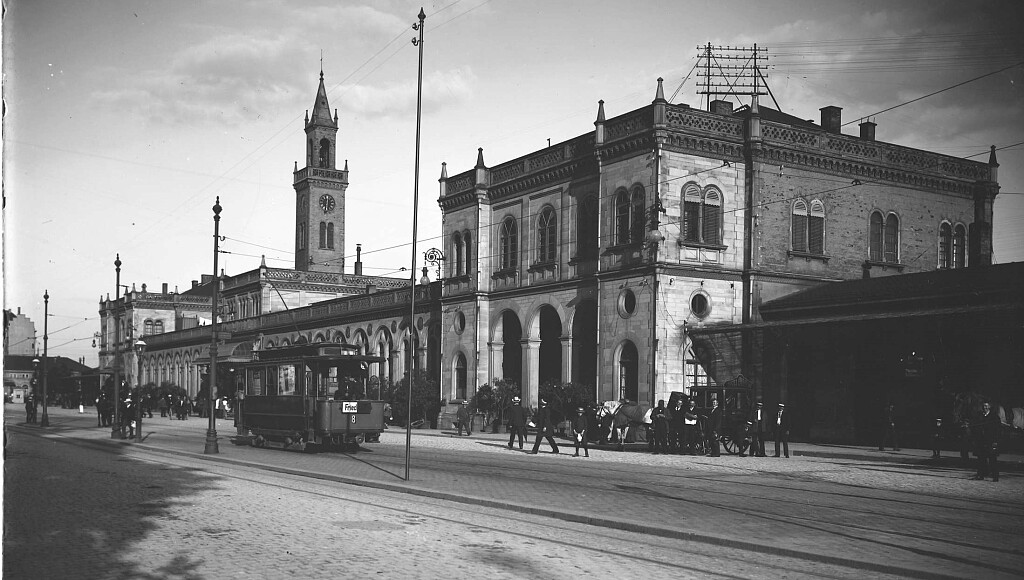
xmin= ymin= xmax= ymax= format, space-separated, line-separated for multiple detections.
xmin=688 ymin=326 xmax=765 ymax=389
xmin=193 ymin=341 xmax=255 ymax=366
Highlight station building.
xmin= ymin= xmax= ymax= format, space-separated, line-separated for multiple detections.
xmin=436 ymin=78 xmax=1001 ymax=421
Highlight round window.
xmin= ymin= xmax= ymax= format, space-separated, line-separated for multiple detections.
xmin=690 ymin=293 xmax=711 ymax=319
xmin=618 ymin=289 xmax=637 ymax=318
xmin=454 ymin=311 xmax=466 ymax=334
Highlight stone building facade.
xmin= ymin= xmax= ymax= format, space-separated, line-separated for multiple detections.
xmin=437 ymin=80 xmax=998 ymax=410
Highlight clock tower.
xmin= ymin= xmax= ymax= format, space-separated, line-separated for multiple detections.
xmin=294 ymin=70 xmax=348 ymax=273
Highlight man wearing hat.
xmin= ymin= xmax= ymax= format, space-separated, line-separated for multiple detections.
xmin=750 ymin=401 xmax=767 ymax=457
xmin=571 ymin=406 xmax=589 ymax=457
xmin=456 ymin=400 xmax=472 ymax=436
xmin=528 ymin=398 xmax=559 ymax=454
xmin=506 ymin=396 xmax=527 ymax=450
xmin=707 ymin=395 xmax=722 ymax=457
xmin=773 ymin=402 xmax=791 ymax=458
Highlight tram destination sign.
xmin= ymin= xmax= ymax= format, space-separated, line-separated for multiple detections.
xmin=341 ymin=401 xmax=371 ymax=414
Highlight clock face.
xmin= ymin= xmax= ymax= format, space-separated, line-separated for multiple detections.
xmin=319 ymin=194 xmax=335 ymax=213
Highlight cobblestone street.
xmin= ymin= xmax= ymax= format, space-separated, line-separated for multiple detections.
xmin=5 ymin=406 xmax=1024 ymax=579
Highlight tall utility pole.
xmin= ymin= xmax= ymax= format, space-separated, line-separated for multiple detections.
xmin=696 ymin=44 xmax=769 ymax=108
xmin=112 ymin=255 xmax=123 ymax=439
xmin=205 ymin=197 xmax=223 ymax=454
xmin=40 ymin=290 xmax=50 ymax=427
xmin=404 ymin=7 xmax=426 ymax=482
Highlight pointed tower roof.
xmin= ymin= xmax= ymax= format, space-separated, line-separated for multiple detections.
xmin=307 ymin=70 xmax=337 ymax=129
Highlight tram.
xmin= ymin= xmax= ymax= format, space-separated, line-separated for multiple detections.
xmin=238 ymin=342 xmax=386 ymax=451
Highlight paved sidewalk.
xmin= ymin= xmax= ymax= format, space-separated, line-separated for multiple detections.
xmin=8 ymin=405 xmax=1024 ymax=579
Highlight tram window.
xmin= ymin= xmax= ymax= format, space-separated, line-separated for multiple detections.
xmin=266 ymin=366 xmax=278 ymax=396
xmin=279 ymin=365 xmax=297 ymax=395
xmin=324 ymin=366 xmax=339 ymax=398
xmin=248 ymin=369 xmax=264 ymax=396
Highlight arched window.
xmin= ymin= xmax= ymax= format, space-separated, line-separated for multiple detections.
xmin=537 ymin=206 xmax=557 ymax=263
xmin=154 ymin=320 xmax=164 ymax=334
xmin=319 ymin=222 xmax=327 ymax=249
xmin=499 ymin=217 xmax=518 ymax=271
xmin=453 ymin=232 xmax=464 ymax=277
xmin=682 ymin=184 xmax=724 ymax=245
xmin=298 ymin=223 xmax=306 ymax=250
xmin=682 ymin=184 xmax=701 ymax=243
xmin=884 ymin=213 xmax=900 ymax=263
xmin=318 ymin=138 xmax=330 ymax=168
xmin=455 ymin=353 xmax=467 ymax=400
xmin=808 ymin=200 xmax=825 ymax=255
xmin=953 ymin=224 xmax=967 ymax=268
xmin=463 ymin=231 xmax=472 ymax=275
xmin=791 ymin=200 xmax=808 ymax=252
xmin=615 ymin=189 xmax=632 ymax=245
xmin=144 ymin=320 xmax=154 ymax=336
xmin=576 ymin=195 xmax=598 ymax=259
xmin=702 ymin=188 xmax=722 ymax=245
xmin=630 ymin=186 xmax=646 ymax=243
xmin=869 ymin=211 xmax=884 ymax=262
xmin=938 ymin=222 xmax=952 ymax=269
xmin=327 ymin=223 xmax=335 ymax=250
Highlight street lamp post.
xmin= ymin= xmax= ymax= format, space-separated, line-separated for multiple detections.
xmin=40 ymin=290 xmax=50 ymax=427
xmin=134 ymin=339 xmax=146 ymax=443
xmin=112 ymin=255 xmax=124 ymax=439
xmin=30 ymin=358 xmax=39 ymax=423
xmin=205 ymin=197 xmax=222 ymax=454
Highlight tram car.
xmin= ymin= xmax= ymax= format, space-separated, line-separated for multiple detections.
xmin=238 ymin=342 xmax=386 ymax=451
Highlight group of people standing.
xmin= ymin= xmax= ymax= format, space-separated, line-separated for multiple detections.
xmin=884 ymin=402 xmax=1002 ymax=482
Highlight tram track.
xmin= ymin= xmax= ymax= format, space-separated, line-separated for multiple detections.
xmin=12 ymin=422 xmax=1024 ymax=579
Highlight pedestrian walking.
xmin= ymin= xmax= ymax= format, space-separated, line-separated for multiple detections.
xmin=572 ymin=407 xmax=589 ymax=458
xmin=878 ymin=402 xmax=900 ymax=451
xmin=773 ymin=403 xmax=791 ymax=458
xmin=158 ymin=396 xmax=169 ymax=418
xmin=506 ymin=396 xmax=527 ymax=450
xmin=971 ymin=402 xmax=1000 ymax=482
xmin=529 ymin=398 xmax=559 ymax=454
xmin=650 ymin=400 xmax=668 ymax=454
xmin=707 ymin=396 xmax=722 ymax=457
xmin=456 ymin=400 xmax=472 ymax=436
xmin=24 ymin=394 xmax=36 ymax=424
xmin=931 ymin=418 xmax=943 ymax=459
xmin=750 ymin=401 xmax=767 ymax=457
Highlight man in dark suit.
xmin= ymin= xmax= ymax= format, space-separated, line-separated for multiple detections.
xmin=707 ymin=396 xmax=722 ymax=457
xmin=456 ymin=400 xmax=472 ymax=436
xmin=529 ymin=398 xmax=559 ymax=454
xmin=773 ymin=402 xmax=791 ymax=458
xmin=506 ymin=396 xmax=527 ymax=450
xmin=750 ymin=401 xmax=767 ymax=457
xmin=571 ymin=407 xmax=589 ymax=458
xmin=878 ymin=402 xmax=900 ymax=451
xmin=971 ymin=402 xmax=1001 ymax=482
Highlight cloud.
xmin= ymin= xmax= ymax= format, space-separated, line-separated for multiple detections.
xmin=343 ymin=67 xmax=476 ymax=119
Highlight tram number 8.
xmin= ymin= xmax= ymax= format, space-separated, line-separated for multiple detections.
xmin=350 ymin=415 xmax=357 ymax=424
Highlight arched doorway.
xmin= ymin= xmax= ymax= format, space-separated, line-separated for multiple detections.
xmin=618 ymin=341 xmax=639 ymax=402
xmin=502 ymin=311 xmax=523 ymax=388
xmin=538 ymin=305 xmax=562 ymax=385
xmin=571 ymin=299 xmax=597 ymax=393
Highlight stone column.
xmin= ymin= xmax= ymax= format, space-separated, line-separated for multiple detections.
xmin=522 ymin=339 xmax=541 ymax=406
xmin=488 ymin=341 xmax=504 ymax=387
xmin=560 ymin=336 xmax=573 ymax=384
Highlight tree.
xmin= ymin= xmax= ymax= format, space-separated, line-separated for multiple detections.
xmin=388 ymin=370 xmax=441 ymax=427
xmin=540 ymin=381 xmax=594 ymax=426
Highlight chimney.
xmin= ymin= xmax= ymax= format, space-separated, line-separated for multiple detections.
xmin=710 ymin=100 xmax=733 ymax=115
xmin=859 ymin=120 xmax=876 ymax=141
xmin=365 ymin=284 xmax=376 ymax=294
xmin=162 ymin=282 xmax=169 ymax=294
xmin=355 ymin=244 xmax=363 ymax=275
xmin=192 ymin=280 xmax=199 ymax=289
xmin=820 ymin=106 xmax=842 ymax=134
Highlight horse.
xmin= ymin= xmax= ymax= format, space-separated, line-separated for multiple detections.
xmin=953 ymin=392 xmax=1024 ymax=431
xmin=596 ymin=400 xmax=650 ymax=450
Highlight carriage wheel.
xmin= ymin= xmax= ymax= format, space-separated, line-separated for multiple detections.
xmin=722 ymin=434 xmax=744 ymax=455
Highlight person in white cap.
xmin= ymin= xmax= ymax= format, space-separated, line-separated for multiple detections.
xmin=506 ymin=396 xmax=527 ymax=450
xmin=773 ymin=402 xmax=791 ymax=458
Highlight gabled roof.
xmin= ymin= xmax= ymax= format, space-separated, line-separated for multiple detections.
xmin=3 ymin=354 xmax=94 ymax=374
xmin=760 ymin=262 xmax=1024 ymax=322
xmin=732 ymin=104 xmax=818 ymax=129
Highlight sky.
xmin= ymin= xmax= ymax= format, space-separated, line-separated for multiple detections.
xmin=4 ymin=0 xmax=1023 ymax=366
